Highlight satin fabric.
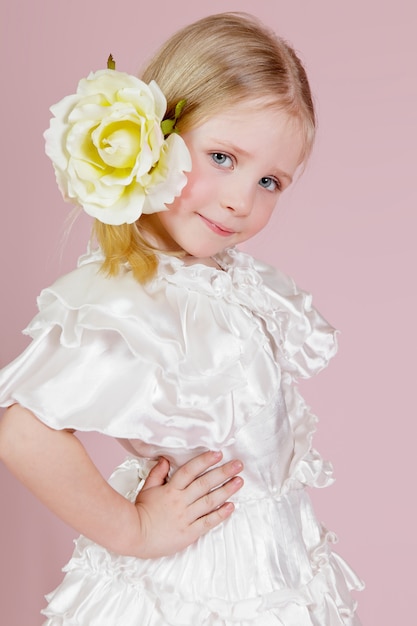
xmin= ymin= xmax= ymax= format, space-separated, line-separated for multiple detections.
xmin=0 ymin=246 xmax=364 ymax=625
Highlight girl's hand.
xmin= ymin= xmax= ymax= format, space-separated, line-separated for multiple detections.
xmin=0 ymin=405 xmax=243 ymax=559
xmin=132 ymin=451 xmax=243 ymax=558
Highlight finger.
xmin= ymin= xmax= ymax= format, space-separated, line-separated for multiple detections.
xmin=188 ymin=475 xmax=244 ymax=520
xmin=169 ymin=450 xmax=224 ymax=490
xmin=141 ymin=457 xmax=170 ymax=491
xmin=191 ymin=500 xmax=236 ymax=537
xmin=183 ymin=459 xmax=244 ymax=504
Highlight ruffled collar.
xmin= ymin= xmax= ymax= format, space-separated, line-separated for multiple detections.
xmin=155 ymin=247 xmax=338 ymax=380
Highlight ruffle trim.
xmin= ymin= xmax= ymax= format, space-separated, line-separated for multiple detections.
xmin=41 ymin=463 xmax=364 ymax=625
xmin=281 ymin=373 xmax=334 ymax=492
xmin=43 ymin=561 xmax=363 ymax=626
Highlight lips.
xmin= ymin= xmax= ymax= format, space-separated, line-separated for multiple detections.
xmin=198 ymin=214 xmax=235 ymax=236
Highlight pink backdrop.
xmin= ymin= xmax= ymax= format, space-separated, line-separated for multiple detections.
xmin=1 ymin=0 xmax=415 ymax=624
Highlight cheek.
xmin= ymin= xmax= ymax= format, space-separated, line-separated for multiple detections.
xmin=174 ymin=156 xmax=208 ymax=203
xmin=250 ymin=206 xmax=275 ymax=236
xmin=186 ymin=177 xmax=213 ymax=206
xmin=177 ymin=153 xmax=219 ymax=208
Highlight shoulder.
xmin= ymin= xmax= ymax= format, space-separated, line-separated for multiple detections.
xmin=24 ymin=249 xmax=192 ymax=357
xmin=26 ymin=248 xmax=249 ymax=365
xmin=32 ymin=248 xmax=198 ymax=333
xmin=37 ymin=249 xmax=153 ymax=314
xmin=217 ymin=248 xmax=339 ymax=379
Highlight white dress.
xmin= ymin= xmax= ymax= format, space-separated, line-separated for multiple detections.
xmin=0 ymin=246 xmax=364 ymax=625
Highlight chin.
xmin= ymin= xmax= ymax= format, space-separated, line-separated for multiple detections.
xmin=182 ymin=243 xmax=227 ymax=258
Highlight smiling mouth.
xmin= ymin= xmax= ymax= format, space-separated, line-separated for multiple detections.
xmin=198 ymin=214 xmax=235 ymax=236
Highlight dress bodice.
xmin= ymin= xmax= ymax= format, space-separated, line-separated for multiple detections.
xmin=0 ymin=246 xmax=336 ymax=498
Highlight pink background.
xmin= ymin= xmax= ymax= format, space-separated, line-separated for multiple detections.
xmin=1 ymin=0 xmax=415 ymax=624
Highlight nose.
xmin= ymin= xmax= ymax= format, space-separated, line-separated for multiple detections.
xmin=220 ymin=180 xmax=255 ymax=216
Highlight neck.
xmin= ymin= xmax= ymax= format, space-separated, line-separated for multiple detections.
xmin=137 ymin=216 xmax=223 ymax=269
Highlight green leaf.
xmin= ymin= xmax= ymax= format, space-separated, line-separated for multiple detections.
xmin=107 ymin=54 xmax=116 ymax=70
xmin=161 ymin=119 xmax=175 ymax=136
xmin=161 ymin=99 xmax=187 ymax=137
xmin=174 ymin=99 xmax=186 ymax=119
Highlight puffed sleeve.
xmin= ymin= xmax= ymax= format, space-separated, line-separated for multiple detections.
xmin=0 ymin=255 xmax=250 ymax=448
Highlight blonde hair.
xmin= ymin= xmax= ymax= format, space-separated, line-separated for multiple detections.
xmin=95 ymin=12 xmax=316 ymax=283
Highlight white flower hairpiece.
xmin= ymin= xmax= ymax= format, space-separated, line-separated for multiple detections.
xmin=44 ymin=55 xmax=192 ymax=225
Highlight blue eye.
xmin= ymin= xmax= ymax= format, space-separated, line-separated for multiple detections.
xmin=211 ymin=152 xmax=233 ymax=168
xmin=259 ymin=176 xmax=280 ymax=192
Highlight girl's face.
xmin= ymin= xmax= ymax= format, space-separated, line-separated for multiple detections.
xmin=150 ymin=100 xmax=304 ymax=259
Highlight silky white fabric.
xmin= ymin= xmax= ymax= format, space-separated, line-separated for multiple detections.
xmin=0 ymin=247 xmax=364 ymax=625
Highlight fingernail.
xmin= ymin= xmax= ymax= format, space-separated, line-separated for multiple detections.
xmin=232 ymin=460 xmax=243 ymax=471
xmin=212 ymin=450 xmax=222 ymax=459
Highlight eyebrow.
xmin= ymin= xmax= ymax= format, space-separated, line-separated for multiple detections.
xmin=211 ymin=140 xmax=293 ymax=185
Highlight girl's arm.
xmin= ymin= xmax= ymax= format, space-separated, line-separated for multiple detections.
xmin=0 ymin=403 xmax=243 ymax=558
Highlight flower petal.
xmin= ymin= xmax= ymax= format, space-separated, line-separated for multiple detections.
xmin=44 ymin=68 xmax=191 ymax=225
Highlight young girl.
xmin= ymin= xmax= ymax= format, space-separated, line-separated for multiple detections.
xmin=0 ymin=12 xmax=363 ymax=626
